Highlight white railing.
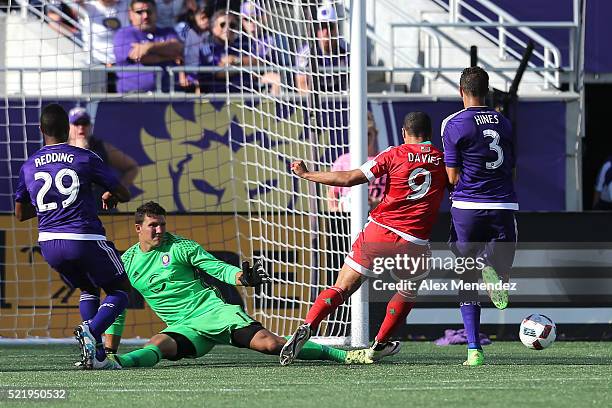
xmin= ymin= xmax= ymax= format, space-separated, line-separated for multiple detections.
xmin=368 ymin=0 xmax=449 ymax=93
xmin=442 ymin=0 xmax=577 ymax=89
xmin=368 ymin=0 xmax=455 ymax=93
xmin=344 ymin=1 xmax=449 ymax=93
xmin=1 ymin=65 xmax=563 ymax=96
xmin=393 ymin=20 xmax=575 ymax=90
xmin=14 ymin=0 xmax=87 ymax=49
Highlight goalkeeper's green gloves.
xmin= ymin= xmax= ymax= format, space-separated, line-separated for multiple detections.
xmin=239 ymin=259 xmax=271 ymax=287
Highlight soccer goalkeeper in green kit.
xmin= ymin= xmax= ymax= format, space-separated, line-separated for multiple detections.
xmin=103 ymin=202 xmax=371 ymax=368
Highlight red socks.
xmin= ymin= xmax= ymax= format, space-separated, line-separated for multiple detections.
xmin=375 ymin=291 xmax=415 ymax=343
xmin=305 ymin=287 xmax=346 ymax=330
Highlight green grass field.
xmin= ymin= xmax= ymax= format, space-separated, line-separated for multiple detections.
xmin=2 ymin=342 xmax=611 ymax=407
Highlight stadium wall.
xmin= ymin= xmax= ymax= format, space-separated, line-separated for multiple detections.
xmin=1 ymin=96 xmax=578 ymax=212
xmin=1 ymin=212 xmax=610 ymax=340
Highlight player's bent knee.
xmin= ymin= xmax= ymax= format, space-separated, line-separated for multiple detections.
xmin=231 ymin=323 xmax=274 ymax=353
xmin=248 ymin=330 xmax=283 ymax=355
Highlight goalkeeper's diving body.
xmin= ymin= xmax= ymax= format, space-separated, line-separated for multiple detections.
xmin=103 ymin=201 xmax=370 ymax=368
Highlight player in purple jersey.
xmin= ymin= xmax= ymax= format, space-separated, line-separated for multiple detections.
xmin=14 ymin=104 xmax=132 ymax=370
xmin=442 ymin=67 xmax=518 ymax=366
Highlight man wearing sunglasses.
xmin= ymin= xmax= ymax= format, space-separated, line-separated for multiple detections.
xmin=113 ymin=0 xmax=183 ymax=93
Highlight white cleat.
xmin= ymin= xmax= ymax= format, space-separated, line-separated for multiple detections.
xmin=366 ymin=340 xmax=402 ymax=362
xmin=74 ymin=321 xmax=96 ymax=369
xmin=279 ymin=324 xmax=311 ymax=366
xmin=92 ymin=356 xmax=122 ymax=370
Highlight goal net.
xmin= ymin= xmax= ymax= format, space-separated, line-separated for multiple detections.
xmin=0 ymin=0 xmax=359 ymax=346
xmin=228 ymin=0 xmax=354 ymax=344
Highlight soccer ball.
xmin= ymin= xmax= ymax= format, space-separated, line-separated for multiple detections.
xmin=519 ymin=314 xmax=556 ymax=350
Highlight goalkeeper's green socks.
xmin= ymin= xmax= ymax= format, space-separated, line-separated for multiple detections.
xmin=284 ymin=337 xmax=346 ymax=362
xmin=116 ymin=345 xmax=163 ymax=368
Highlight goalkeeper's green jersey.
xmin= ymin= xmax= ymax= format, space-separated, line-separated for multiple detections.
xmin=107 ymin=233 xmax=240 ymax=335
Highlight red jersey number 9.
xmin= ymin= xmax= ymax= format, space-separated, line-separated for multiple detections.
xmin=406 ymin=167 xmax=431 ymax=200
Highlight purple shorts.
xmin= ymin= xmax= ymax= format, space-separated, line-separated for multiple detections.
xmin=39 ymin=239 xmax=127 ymax=290
xmin=449 ymin=207 xmax=517 ymax=278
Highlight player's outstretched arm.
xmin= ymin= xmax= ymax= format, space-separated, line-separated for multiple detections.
xmin=291 ymin=160 xmax=368 ymax=187
xmin=14 ymin=201 xmax=37 ymax=222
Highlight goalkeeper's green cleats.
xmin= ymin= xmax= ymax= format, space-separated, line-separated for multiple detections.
xmin=481 ymin=266 xmax=508 ymax=310
xmin=344 ymin=349 xmax=374 ymax=364
xmin=462 ymin=348 xmax=484 ymax=366
xmin=343 ymin=341 xmax=402 ymax=364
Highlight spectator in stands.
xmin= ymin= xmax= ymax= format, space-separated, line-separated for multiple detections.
xmin=68 ymin=107 xmax=139 ymax=199
xmin=198 ymin=9 xmax=241 ymax=93
xmin=295 ymin=3 xmax=348 ymax=94
xmin=175 ymin=1 xmax=209 ymax=41
xmin=239 ymin=1 xmax=288 ymax=66
xmin=327 ymin=112 xmax=386 ymax=211
xmin=72 ymin=0 xmax=129 ymax=92
xmin=155 ymin=0 xmax=193 ymax=28
xmin=113 ymin=0 xmax=183 ymax=93
xmin=46 ymin=1 xmax=81 ymax=39
xmin=176 ymin=3 xmax=211 ymax=92
xmin=73 ymin=0 xmax=129 ymax=64
xmin=593 ymin=156 xmax=612 ymax=210
xmin=239 ymin=1 xmax=291 ymax=95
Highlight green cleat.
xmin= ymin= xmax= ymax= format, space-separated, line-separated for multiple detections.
xmin=462 ymin=348 xmax=484 ymax=366
xmin=344 ymin=349 xmax=374 ymax=365
xmin=344 ymin=341 xmax=401 ymax=364
xmin=481 ymin=266 xmax=508 ymax=310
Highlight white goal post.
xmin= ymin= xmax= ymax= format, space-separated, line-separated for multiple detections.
xmin=228 ymin=0 xmax=368 ymax=346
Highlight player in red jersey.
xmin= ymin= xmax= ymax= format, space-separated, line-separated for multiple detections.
xmin=280 ymin=112 xmax=448 ymax=365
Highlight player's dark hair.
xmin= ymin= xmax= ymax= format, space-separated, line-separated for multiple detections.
xmin=130 ymin=0 xmax=155 ymax=10
xmin=402 ymin=111 xmax=432 ymax=140
xmin=460 ymin=66 xmax=489 ymax=97
xmin=135 ymin=201 xmax=167 ymax=224
xmin=40 ymin=104 xmax=69 ymax=142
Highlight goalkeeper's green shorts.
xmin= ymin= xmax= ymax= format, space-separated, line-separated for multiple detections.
xmin=161 ymin=304 xmax=257 ymax=358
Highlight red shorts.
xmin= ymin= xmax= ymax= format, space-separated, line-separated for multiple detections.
xmin=345 ymin=221 xmax=431 ymax=280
